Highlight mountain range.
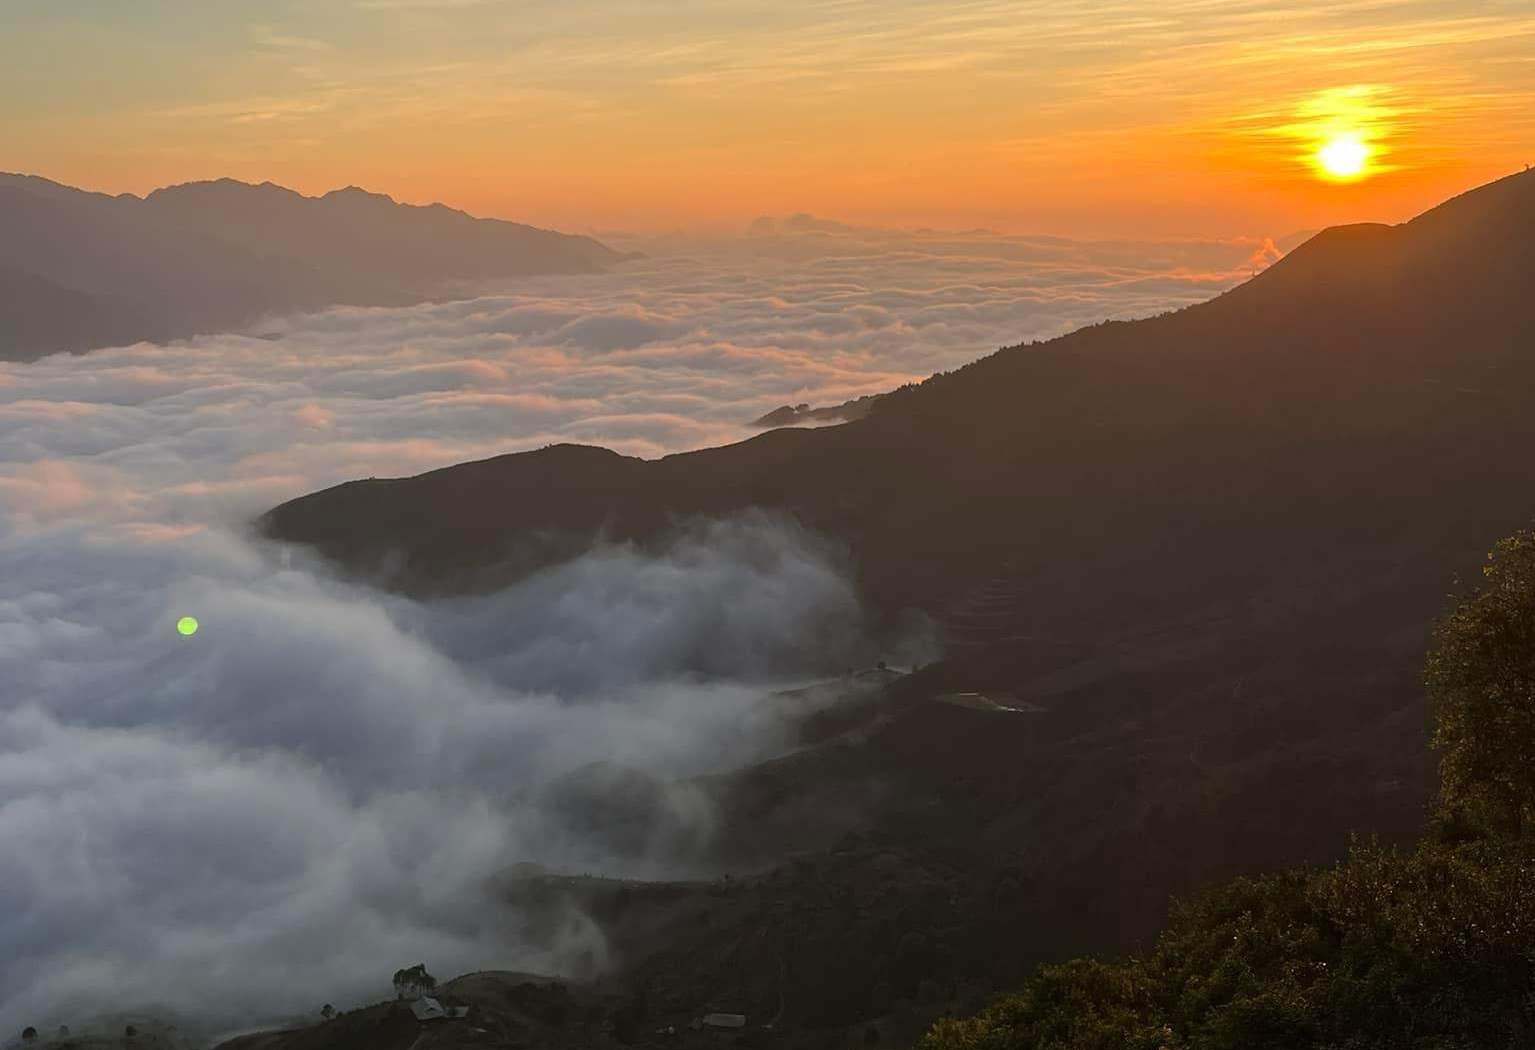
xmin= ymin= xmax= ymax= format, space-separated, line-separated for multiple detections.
xmin=0 ymin=174 xmax=626 ymax=361
xmin=256 ymin=170 xmax=1535 ymax=1036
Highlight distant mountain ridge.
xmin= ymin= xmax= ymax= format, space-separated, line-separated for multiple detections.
xmin=0 ymin=174 xmax=627 ymax=361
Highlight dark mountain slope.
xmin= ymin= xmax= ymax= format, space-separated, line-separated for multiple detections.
xmin=0 ymin=262 xmax=152 ymax=359
xmin=260 ymin=171 xmax=1535 ymax=1021
xmin=0 ymin=174 xmax=626 ymax=361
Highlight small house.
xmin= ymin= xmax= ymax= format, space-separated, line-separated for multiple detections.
xmin=410 ymin=997 xmax=469 ymax=1022
xmin=411 ymin=997 xmax=448 ymax=1022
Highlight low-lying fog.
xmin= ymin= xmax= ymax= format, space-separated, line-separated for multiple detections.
xmin=0 ymin=221 xmax=1274 ymax=1035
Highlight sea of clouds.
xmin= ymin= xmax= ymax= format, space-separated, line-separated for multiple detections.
xmin=0 ymin=220 xmax=1277 ymax=1036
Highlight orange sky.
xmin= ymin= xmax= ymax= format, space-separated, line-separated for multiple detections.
xmin=6 ymin=1 xmax=1534 ymax=237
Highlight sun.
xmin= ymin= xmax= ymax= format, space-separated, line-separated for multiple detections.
xmin=1317 ymin=133 xmax=1371 ymax=180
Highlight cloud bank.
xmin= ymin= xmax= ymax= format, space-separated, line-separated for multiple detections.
xmin=2 ymin=514 xmax=878 ymax=1034
xmin=0 ymin=224 xmax=1264 ymax=1034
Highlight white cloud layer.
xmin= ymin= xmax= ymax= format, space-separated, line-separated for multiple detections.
xmin=0 ymin=223 xmax=1265 ymax=1035
xmin=1 ymin=516 xmax=872 ymax=1037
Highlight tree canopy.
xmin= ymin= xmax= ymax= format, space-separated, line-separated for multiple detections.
xmin=1428 ymin=529 xmax=1535 ymax=836
xmin=392 ymin=963 xmax=438 ymax=998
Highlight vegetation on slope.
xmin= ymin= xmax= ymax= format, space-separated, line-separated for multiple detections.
xmin=920 ymin=530 xmax=1535 ymax=1050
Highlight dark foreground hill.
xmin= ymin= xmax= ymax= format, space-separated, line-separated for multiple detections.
xmin=917 ymin=530 xmax=1535 ymax=1049
xmin=0 ymin=174 xmax=626 ymax=360
xmin=259 ymin=171 xmax=1535 ymax=1043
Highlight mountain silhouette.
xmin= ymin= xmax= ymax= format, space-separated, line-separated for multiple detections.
xmin=262 ymin=171 xmax=1535 ymax=985
xmin=265 ymin=168 xmax=1535 ymax=609
xmin=0 ymin=174 xmax=627 ymax=361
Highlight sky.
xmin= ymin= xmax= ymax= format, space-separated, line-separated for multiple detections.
xmin=5 ymin=0 xmax=1534 ymax=236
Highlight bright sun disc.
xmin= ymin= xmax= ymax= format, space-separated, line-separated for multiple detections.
xmin=1317 ymin=133 xmax=1370 ymax=179
xmin=177 ymin=615 xmax=199 ymax=636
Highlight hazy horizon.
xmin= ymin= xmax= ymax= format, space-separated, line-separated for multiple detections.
xmin=6 ymin=166 xmax=1328 ymax=245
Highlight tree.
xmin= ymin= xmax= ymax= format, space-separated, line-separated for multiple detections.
xmin=320 ymin=1004 xmax=336 ymax=1020
xmin=1427 ymin=529 xmax=1535 ymax=835
xmin=21 ymin=1028 xmax=37 ymax=1043
xmin=392 ymin=963 xmax=437 ymax=1000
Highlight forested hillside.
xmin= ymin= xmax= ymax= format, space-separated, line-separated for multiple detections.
xmin=921 ymin=531 xmax=1535 ymax=1050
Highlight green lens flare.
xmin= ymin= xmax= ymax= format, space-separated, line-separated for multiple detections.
xmin=177 ymin=616 xmax=200 ymax=636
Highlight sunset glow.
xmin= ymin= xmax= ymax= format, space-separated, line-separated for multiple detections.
xmin=4 ymin=2 xmax=1534 ymax=235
